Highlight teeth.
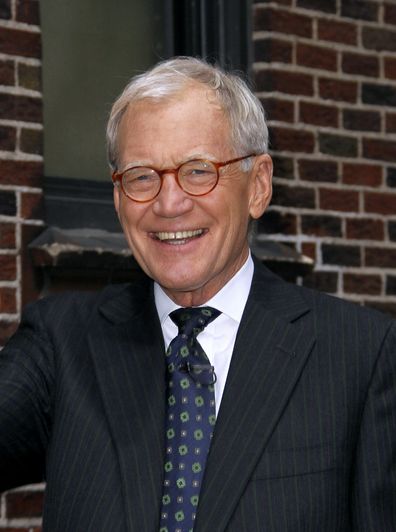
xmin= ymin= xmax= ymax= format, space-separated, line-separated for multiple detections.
xmin=156 ymin=229 xmax=203 ymax=241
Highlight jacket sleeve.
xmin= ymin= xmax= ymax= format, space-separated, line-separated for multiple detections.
xmin=0 ymin=302 xmax=55 ymax=492
xmin=351 ymin=321 xmax=396 ymax=531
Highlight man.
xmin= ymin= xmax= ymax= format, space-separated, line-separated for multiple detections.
xmin=0 ymin=57 xmax=395 ymax=531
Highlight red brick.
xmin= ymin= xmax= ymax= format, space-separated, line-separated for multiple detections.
xmin=16 ymin=0 xmax=40 ymax=25
xmin=265 ymin=0 xmax=291 ymax=4
xmin=319 ymin=78 xmax=358 ymax=103
xmin=301 ymin=242 xmax=316 ymax=261
xmin=303 ymin=270 xmax=338 ymax=293
xmin=296 ymin=43 xmax=337 ymax=71
xmin=297 ymin=0 xmax=336 ymax=13
xmin=21 ymin=191 xmax=43 ymax=220
xmin=346 ymin=218 xmax=384 ymax=240
xmin=257 ymin=210 xmax=297 ymax=235
xmin=388 ymin=169 xmax=396 ymax=189
xmin=272 ymin=183 xmax=316 ymax=209
xmin=0 ymin=93 xmax=42 ymax=123
xmin=0 ymin=320 xmax=18 ymax=346
xmin=0 ymin=125 xmax=16 ymax=151
xmin=384 ymin=57 xmax=396 ymax=81
xmin=260 ymin=97 xmax=294 ymax=123
xmin=319 ymin=133 xmax=357 ymax=158
xmin=322 ymin=243 xmax=361 ymax=266
xmin=299 ymin=101 xmax=338 ymax=127
xmin=365 ymin=301 xmax=396 ymax=319
xmin=365 ymin=247 xmax=396 ymax=268
xmin=386 ymin=113 xmax=396 ymax=134
xmin=0 ymin=190 xmax=16 ymax=216
xmin=0 ymin=27 xmax=41 ymax=58
xmin=254 ymin=6 xmax=312 ymax=38
xmin=254 ymin=38 xmax=292 ymax=64
xmin=270 ymin=126 xmax=315 ymax=153
xmin=0 ymin=528 xmax=41 ymax=532
xmin=0 ymin=0 xmax=11 ymax=19
xmin=362 ymin=27 xmax=396 ymax=53
xmin=364 ymin=191 xmax=396 ymax=215
xmin=299 ymin=159 xmax=338 ymax=183
xmin=363 ymin=138 xmax=396 ymax=163
xmin=0 ymin=59 xmax=14 ymax=86
xmin=0 ymin=255 xmax=17 ymax=280
xmin=344 ymin=273 xmax=382 ymax=295
xmin=385 ymin=3 xmax=396 ymax=25
xmin=318 ymin=18 xmax=357 ymax=46
xmin=255 ymin=69 xmax=314 ymax=96
xmin=18 ymin=63 xmax=41 ymax=91
xmin=272 ymin=155 xmax=295 ymax=179
xmin=387 ymin=275 xmax=396 ymax=295
xmin=0 ymin=286 xmax=16 ymax=313
xmin=20 ymin=128 xmax=43 ymax=155
xmin=341 ymin=1 xmax=379 ymax=22
xmin=362 ymin=82 xmax=396 ymax=106
xmin=0 ymin=223 xmax=15 ymax=249
xmin=0 ymin=160 xmax=43 ymax=187
xmin=343 ymin=109 xmax=380 ymax=132
xmin=342 ymin=52 xmax=379 ymax=78
xmin=343 ymin=163 xmax=382 ymax=187
xmin=320 ymin=188 xmax=359 ymax=212
xmin=6 ymin=490 xmax=44 ymax=518
xmin=301 ymin=214 xmax=342 ymax=237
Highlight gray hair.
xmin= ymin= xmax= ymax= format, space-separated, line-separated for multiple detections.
xmin=106 ymin=56 xmax=269 ymax=171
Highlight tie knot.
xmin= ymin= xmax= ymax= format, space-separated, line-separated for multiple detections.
xmin=170 ymin=306 xmax=220 ymax=338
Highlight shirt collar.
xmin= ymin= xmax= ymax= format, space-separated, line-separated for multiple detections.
xmin=154 ymin=253 xmax=254 ymax=326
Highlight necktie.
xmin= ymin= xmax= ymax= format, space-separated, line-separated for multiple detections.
xmin=159 ymin=306 xmax=221 ymax=532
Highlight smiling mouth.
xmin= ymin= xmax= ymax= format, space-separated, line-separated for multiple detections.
xmin=153 ymin=229 xmax=205 ymax=244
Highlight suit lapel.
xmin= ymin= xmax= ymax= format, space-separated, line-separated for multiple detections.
xmin=88 ymin=281 xmax=166 ymax=532
xmin=195 ymin=263 xmax=316 ymax=532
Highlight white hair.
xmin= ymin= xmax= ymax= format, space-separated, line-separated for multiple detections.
xmin=106 ymin=56 xmax=269 ymax=171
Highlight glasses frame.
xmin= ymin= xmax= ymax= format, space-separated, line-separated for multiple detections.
xmin=112 ymin=153 xmax=257 ymax=203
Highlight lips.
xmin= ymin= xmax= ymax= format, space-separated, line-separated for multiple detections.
xmin=153 ymin=229 xmax=205 ymax=243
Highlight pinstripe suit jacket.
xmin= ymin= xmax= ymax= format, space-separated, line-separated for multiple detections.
xmin=1 ymin=261 xmax=395 ymax=531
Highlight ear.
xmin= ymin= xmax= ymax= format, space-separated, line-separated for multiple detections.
xmin=113 ymin=183 xmax=121 ymax=218
xmin=248 ymin=154 xmax=273 ymax=219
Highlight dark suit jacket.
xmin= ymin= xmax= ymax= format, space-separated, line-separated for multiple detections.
xmin=1 ymin=261 xmax=395 ymax=531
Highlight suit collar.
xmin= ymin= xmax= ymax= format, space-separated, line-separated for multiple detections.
xmin=195 ymin=260 xmax=315 ymax=531
xmin=88 ymin=279 xmax=166 ymax=532
xmin=97 ymin=277 xmax=155 ymax=324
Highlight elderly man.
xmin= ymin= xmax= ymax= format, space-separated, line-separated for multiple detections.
xmin=1 ymin=57 xmax=395 ymax=532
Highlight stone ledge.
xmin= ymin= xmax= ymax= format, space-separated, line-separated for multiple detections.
xmin=29 ymin=227 xmax=313 ymax=293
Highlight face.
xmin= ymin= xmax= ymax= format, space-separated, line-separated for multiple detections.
xmin=113 ymin=86 xmax=272 ymax=306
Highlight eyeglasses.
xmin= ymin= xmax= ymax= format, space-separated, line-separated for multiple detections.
xmin=112 ymin=153 xmax=256 ymax=203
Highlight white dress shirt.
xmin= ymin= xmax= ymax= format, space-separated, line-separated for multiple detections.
xmin=154 ymin=254 xmax=254 ymax=415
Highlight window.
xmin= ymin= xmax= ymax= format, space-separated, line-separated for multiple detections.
xmin=41 ymin=0 xmax=253 ymax=230
xmin=40 ymin=0 xmax=165 ymax=182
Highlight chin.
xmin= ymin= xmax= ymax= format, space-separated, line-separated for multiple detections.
xmin=155 ymin=272 xmax=205 ymax=292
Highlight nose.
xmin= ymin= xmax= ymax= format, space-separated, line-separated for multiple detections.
xmin=152 ymin=171 xmax=194 ymax=218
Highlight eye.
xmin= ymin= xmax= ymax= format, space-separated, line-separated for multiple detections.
xmin=124 ymin=167 xmax=157 ymax=182
xmin=135 ymin=173 xmax=153 ymax=182
xmin=181 ymin=160 xmax=217 ymax=179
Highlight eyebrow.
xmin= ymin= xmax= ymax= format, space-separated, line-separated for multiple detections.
xmin=121 ymin=153 xmax=218 ymax=171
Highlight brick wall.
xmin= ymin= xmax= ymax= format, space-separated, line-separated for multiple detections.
xmin=254 ymin=0 xmax=396 ymax=317
xmin=0 ymin=0 xmax=43 ymax=346
xmin=0 ymin=0 xmax=44 ymax=529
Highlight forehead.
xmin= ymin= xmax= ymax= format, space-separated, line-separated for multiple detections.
xmin=126 ymin=85 xmax=225 ymax=123
xmin=117 ymin=87 xmax=233 ymax=164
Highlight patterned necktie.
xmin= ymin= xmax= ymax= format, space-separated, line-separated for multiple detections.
xmin=159 ymin=306 xmax=221 ymax=532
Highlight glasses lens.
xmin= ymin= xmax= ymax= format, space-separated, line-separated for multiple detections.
xmin=122 ymin=167 xmax=160 ymax=201
xmin=179 ymin=160 xmax=218 ymax=195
